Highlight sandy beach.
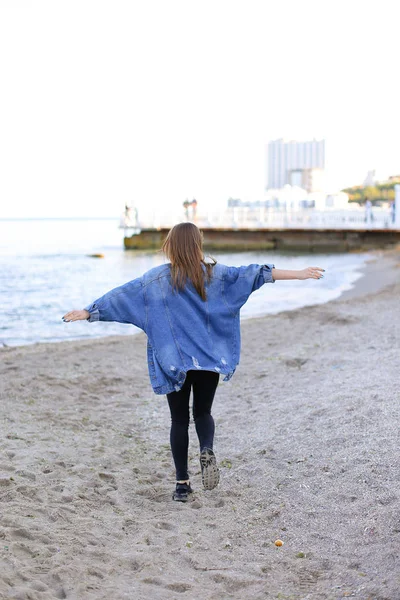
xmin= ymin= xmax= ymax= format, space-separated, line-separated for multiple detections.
xmin=1 ymin=249 xmax=400 ymax=600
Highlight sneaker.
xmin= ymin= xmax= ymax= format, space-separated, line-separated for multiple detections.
xmin=172 ymin=482 xmax=193 ymax=502
xmin=200 ymin=448 xmax=220 ymax=490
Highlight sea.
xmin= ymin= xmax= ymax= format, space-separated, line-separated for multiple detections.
xmin=0 ymin=218 xmax=370 ymax=347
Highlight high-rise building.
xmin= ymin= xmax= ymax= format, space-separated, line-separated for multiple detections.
xmin=267 ymin=138 xmax=325 ymax=192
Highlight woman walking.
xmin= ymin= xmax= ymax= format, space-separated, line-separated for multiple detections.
xmin=63 ymin=223 xmax=324 ymax=502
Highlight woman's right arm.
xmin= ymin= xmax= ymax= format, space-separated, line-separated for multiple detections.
xmin=272 ymin=267 xmax=324 ymax=281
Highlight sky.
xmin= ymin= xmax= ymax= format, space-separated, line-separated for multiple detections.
xmin=0 ymin=0 xmax=399 ymax=219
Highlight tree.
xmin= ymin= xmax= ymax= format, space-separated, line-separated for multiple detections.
xmin=342 ymin=182 xmax=395 ymax=205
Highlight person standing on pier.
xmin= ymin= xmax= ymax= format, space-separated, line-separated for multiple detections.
xmin=365 ymin=197 xmax=373 ymax=225
xmin=389 ymin=200 xmax=395 ymax=225
xmin=62 ymin=223 xmax=324 ymax=502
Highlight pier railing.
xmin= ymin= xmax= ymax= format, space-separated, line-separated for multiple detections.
xmin=122 ymin=206 xmax=397 ymax=232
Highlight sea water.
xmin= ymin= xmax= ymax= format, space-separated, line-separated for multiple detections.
xmin=0 ymin=218 xmax=370 ymax=346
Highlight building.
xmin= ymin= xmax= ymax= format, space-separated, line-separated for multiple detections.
xmin=227 ymin=187 xmax=349 ymax=211
xmin=267 ymin=138 xmax=325 ymax=192
xmin=363 ymin=170 xmax=376 ymax=187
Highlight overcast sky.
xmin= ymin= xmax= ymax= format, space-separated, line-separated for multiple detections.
xmin=0 ymin=0 xmax=398 ymax=218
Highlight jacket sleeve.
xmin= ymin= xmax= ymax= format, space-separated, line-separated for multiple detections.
xmin=224 ymin=263 xmax=275 ymax=312
xmin=84 ymin=277 xmax=146 ymax=331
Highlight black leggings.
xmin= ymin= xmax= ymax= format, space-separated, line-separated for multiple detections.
xmin=167 ymin=370 xmax=219 ymax=481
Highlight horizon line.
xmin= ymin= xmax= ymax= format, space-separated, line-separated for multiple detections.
xmin=0 ymin=216 xmax=120 ymax=221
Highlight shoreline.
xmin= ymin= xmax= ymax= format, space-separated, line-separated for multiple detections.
xmin=1 ymin=247 xmax=399 ymax=599
xmin=339 ymin=246 xmax=400 ymax=300
xmin=2 ymin=246 xmax=398 ymax=352
xmin=3 ymin=248 xmax=398 ymax=352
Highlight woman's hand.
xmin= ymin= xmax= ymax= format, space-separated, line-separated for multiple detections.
xmin=62 ymin=310 xmax=90 ymax=322
xmin=298 ymin=267 xmax=325 ymax=280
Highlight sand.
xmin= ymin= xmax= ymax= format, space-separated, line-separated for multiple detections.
xmin=1 ymin=250 xmax=400 ymax=600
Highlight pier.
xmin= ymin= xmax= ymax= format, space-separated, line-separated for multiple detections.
xmin=123 ymin=203 xmax=400 ymax=252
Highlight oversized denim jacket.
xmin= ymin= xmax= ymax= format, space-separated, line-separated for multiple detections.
xmin=85 ymin=262 xmax=275 ymax=395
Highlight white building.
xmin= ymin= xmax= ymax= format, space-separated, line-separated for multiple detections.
xmin=363 ymin=169 xmax=376 ymax=187
xmin=263 ymin=186 xmax=349 ymax=211
xmin=267 ymin=138 xmax=325 ymax=192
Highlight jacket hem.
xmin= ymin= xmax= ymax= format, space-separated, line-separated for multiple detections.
xmin=152 ymin=367 xmax=236 ymax=395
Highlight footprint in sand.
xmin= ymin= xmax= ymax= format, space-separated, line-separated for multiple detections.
xmin=0 ymin=462 xmax=15 ymax=472
xmin=154 ymin=521 xmax=175 ymax=531
xmin=136 ymin=485 xmax=170 ymax=502
xmin=10 ymin=527 xmax=35 ymax=541
xmin=0 ymin=477 xmax=13 ymax=487
xmin=98 ymin=472 xmax=118 ymax=488
xmin=211 ymin=573 xmax=256 ymax=593
xmin=166 ymin=582 xmax=193 ymax=592
xmin=87 ymin=567 xmax=105 ymax=579
xmin=15 ymin=470 xmax=36 ymax=481
xmin=141 ymin=577 xmax=192 ymax=593
xmin=10 ymin=543 xmax=36 ymax=558
xmin=30 ymin=581 xmax=50 ymax=593
xmin=214 ymin=498 xmax=225 ymax=508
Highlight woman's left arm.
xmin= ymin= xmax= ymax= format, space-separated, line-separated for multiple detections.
xmin=272 ymin=267 xmax=325 ymax=281
xmin=62 ymin=277 xmax=146 ymax=330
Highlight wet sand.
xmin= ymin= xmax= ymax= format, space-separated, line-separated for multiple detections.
xmin=1 ymin=249 xmax=399 ymax=599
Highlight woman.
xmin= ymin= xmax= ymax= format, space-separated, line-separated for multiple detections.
xmin=63 ymin=223 xmax=324 ymax=502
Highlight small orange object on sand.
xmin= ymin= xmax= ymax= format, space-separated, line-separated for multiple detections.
xmin=274 ymin=539 xmax=284 ymax=546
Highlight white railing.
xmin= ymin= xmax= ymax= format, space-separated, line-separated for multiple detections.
xmin=122 ymin=206 xmax=398 ymax=232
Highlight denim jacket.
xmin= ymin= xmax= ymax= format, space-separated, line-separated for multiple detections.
xmin=85 ymin=262 xmax=275 ymax=395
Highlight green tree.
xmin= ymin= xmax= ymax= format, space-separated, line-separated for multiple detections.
xmin=342 ymin=183 xmax=396 ymax=204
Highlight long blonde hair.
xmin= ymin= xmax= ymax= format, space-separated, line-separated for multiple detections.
xmin=161 ymin=223 xmax=215 ymax=300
